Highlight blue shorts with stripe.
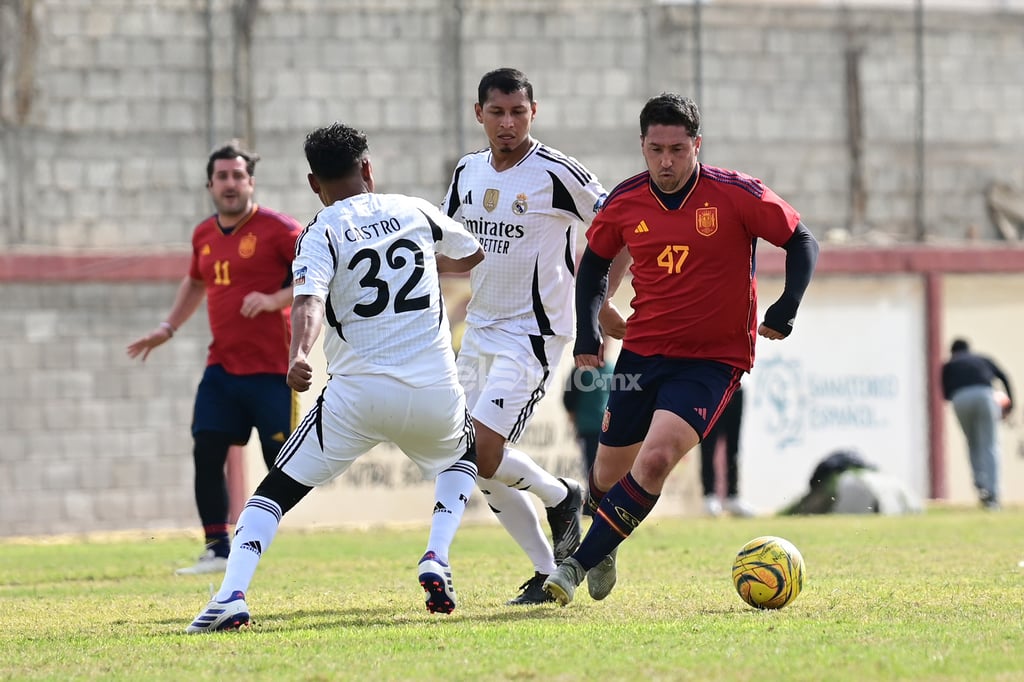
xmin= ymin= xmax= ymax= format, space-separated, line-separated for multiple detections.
xmin=192 ymin=364 xmax=294 ymax=444
xmin=599 ymin=349 xmax=744 ymax=448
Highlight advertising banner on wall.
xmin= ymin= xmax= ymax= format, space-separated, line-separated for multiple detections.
xmin=741 ymin=275 xmax=929 ymax=512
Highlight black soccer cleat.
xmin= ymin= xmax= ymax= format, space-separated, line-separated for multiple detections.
xmin=506 ymin=572 xmax=556 ymax=605
xmin=546 ymin=478 xmax=583 ymax=564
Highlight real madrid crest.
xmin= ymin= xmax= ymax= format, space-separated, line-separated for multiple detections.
xmin=483 ymin=188 xmax=500 ymax=212
xmin=695 ymin=204 xmax=718 ymax=237
xmin=512 ymin=193 xmax=528 ymax=215
xmin=239 ymin=233 xmax=258 ymax=258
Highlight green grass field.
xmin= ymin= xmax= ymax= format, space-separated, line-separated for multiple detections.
xmin=2 ymin=508 xmax=1022 ymax=682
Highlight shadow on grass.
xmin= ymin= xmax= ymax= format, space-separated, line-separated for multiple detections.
xmin=145 ymin=600 xmax=570 ymax=633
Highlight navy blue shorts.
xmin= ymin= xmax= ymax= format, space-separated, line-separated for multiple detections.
xmin=599 ymin=349 xmax=744 ymax=448
xmin=192 ymin=364 xmax=295 ymax=444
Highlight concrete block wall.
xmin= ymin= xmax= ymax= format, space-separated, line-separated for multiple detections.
xmin=2 ymin=1 xmax=1023 ymax=250
xmin=0 ymin=282 xmax=204 ymax=534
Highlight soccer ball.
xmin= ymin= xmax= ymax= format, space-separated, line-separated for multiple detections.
xmin=732 ymin=535 xmax=805 ymax=610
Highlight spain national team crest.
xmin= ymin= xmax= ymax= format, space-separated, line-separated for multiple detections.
xmin=695 ymin=205 xmax=718 ymax=236
xmin=483 ymin=188 xmax=500 ymax=212
xmin=512 ymin=193 xmax=528 ymax=215
xmin=238 ymin=233 xmax=257 ymax=258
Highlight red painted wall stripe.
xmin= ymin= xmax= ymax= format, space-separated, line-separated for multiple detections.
xmin=0 ymin=253 xmax=190 ymax=282
xmin=4 ymin=246 xmax=1024 ymax=282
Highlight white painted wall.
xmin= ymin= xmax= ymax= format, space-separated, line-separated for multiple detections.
xmin=742 ymin=275 xmax=929 ymax=511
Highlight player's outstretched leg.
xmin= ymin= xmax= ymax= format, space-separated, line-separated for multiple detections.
xmin=480 ymin=481 xmax=556 ymax=605
xmin=489 ymin=447 xmax=584 ymax=566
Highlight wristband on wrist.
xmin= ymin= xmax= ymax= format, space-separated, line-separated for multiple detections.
xmin=159 ymin=321 xmax=176 ymax=337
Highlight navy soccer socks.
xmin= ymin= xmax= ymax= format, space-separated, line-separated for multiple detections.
xmin=575 ymin=472 xmax=659 ymax=571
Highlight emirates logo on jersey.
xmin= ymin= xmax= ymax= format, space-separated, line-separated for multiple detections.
xmin=695 ymin=205 xmax=718 ymax=236
xmin=512 ymin=193 xmax=528 ymax=215
xmin=238 ymin=233 xmax=257 ymax=258
xmin=483 ymin=188 xmax=500 ymax=212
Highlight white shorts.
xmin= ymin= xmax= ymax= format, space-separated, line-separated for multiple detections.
xmin=275 ymin=374 xmax=472 ymax=487
xmin=456 ymin=325 xmax=569 ymax=443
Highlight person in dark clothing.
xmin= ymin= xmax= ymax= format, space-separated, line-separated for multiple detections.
xmin=563 ymin=363 xmax=613 ymax=479
xmin=563 ymin=360 xmax=614 ymax=519
xmin=940 ymin=338 xmax=1013 ymax=509
xmin=699 ymin=387 xmax=755 ymax=516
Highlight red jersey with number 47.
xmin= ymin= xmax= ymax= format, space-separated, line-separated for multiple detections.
xmin=586 ymin=164 xmax=799 ymax=371
xmin=189 ymin=205 xmax=303 ymax=375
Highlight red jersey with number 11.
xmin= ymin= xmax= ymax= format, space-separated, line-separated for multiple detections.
xmin=189 ymin=205 xmax=303 ymax=375
xmin=586 ymin=164 xmax=799 ymax=371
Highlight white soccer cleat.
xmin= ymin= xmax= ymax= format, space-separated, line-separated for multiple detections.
xmin=418 ymin=552 xmax=457 ymax=614
xmin=724 ymin=496 xmax=757 ymax=518
xmin=185 ymin=591 xmax=250 ymax=633
xmin=704 ymin=494 xmax=723 ymax=517
xmin=175 ymin=547 xmax=229 ymax=575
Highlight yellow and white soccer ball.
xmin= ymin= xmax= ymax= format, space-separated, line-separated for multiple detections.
xmin=732 ymin=535 xmax=805 ymax=610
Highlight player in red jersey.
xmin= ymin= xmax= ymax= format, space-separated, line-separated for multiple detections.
xmin=544 ymin=93 xmax=819 ymax=605
xmin=127 ymin=142 xmax=303 ymax=575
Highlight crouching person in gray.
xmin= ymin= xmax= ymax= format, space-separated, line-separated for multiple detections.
xmin=779 ymin=450 xmax=922 ymax=516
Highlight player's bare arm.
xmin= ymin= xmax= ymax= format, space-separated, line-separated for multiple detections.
xmin=436 ymin=248 xmax=485 ymax=274
xmin=240 ymin=285 xmax=294 ymax=318
xmin=287 ymin=294 xmax=324 ymax=392
xmin=126 ymin=276 xmax=205 ymax=361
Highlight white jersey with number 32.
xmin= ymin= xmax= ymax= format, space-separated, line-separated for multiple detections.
xmin=292 ymin=193 xmax=481 ymax=387
xmin=441 ymin=141 xmax=606 ymax=337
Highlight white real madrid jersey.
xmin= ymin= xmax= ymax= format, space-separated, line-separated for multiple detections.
xmin=441 ymin=141 xmax=606 ymax=337
xmin=292 ymin=192 xmax=481 ymax=388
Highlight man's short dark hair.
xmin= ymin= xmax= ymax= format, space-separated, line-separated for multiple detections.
xmin=303 ymin=123 xmax=369 ymax=180
xmin=639 ymin=93 xmax=701 ymax=139
xmin=951 ymin=338 xmax=970 ymax=353
xmin=477 ymin=67 xmax=533 ymax=105
xmin=206 ymin=141 xmax=259 ymax=181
